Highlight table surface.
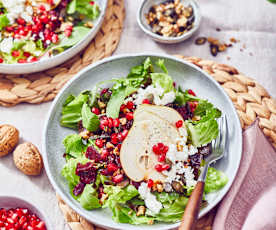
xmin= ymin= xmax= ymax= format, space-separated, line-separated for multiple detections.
xmin=1 ymin=0 xmax=275 ymax=229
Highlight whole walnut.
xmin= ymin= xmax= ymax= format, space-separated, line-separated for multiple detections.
xmin=0 ymin=124 xmax=19 ymax=157
xmin=13 ymin=142 xmax=43 ymax=176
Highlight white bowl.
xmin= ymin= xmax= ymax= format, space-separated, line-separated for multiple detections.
xmin=0 ymin=0 xmax=108 ymax=75
xmin=137 ymin=0 xmax=201 ymax=44
xmin=43 ymin=53 xmax=242 ymax=230
xmin=0 ymin=195 xmax=53 ymax=230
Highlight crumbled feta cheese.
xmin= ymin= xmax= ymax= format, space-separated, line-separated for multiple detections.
xmin=135 ymin=84 xmax=175 ymax=106
xmin=0 ymin=37 xmax=13 ymax=53
xmin=138 ymin=182 xmax=163 ymax=215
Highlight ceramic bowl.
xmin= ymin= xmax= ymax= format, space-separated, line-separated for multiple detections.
xmin=137 ymin=0 xmax=201 ymax=44
xmin=43 ymin=53 xmax=242 ymax=230
xmin=0 ymin=195 xmax=52 ymax=230
xmin=0 ymin=0 xmax=108 ymax=75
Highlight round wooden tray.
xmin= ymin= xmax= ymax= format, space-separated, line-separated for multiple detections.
xmin=0 ymin=0 xmax=125 ymax=107
xmin=56 ymin=55 xmax=276 ymax=230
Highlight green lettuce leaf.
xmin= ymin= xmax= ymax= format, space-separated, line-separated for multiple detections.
xmin=127 ymin=57 xmax=153 ymax=78
xmin=79 ymin=184 xmax=101 ymax=210
xmin=205 ymin=167 xmax=228 ymax=193
xmin=60 ymin=92 xmax=89 ymax=129
xmin=67 ymin=0 xmax=100 ymax=19
xmin=61 ymin=157 xmax=91 ymax=186
xmin=174 ymin=87 xmax=199 ymax=106
xmin=63 ymin=134 xmax=86 ymax=158
xmin=81 ymin=102 xmax=100 ymax=131
xmin=193 ymin=100 xmax=221 ymax=123
xmin=185 ymin=119 xmax=219 ymax=147
xmin=0 ymin=14 xmax=9 ymax=30
xmin=151 ymin=72 xmax=174 ymax=93
xmin=155 ymin=59 xmax=168 ymax=74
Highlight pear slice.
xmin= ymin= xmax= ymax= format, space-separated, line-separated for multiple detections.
xmin=135 ymin=104 xmax=185 ymax=128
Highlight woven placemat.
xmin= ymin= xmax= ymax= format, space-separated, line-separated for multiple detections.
xmin=0 ymin=0 xmax=125 ymax=107
xmin=56 ymin=55 xmax=276 ymax=230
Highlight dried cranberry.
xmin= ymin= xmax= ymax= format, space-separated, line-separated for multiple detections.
xmin=73 ymin=182 xmax=85 ymax=196
xmin=85 ymin=146 xmax=101 ymax=162
xmin=130 ymin=181 xmax=141 ymax=189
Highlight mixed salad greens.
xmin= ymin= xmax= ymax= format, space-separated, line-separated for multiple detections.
xmin=0 ymin=0 xmax=100 ymax=64
xmin=60 ymin=58 xmax=228 ymax=225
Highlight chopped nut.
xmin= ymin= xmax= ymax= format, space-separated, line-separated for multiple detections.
xmin=79 ymin=130 xmax=90 ymax=139
xmin=100 ymin=193 xmax=108 ymax=204
xmin=210 ymin=44 xmax=218 ymax=56
xmin=114 ymin=146 xmax=120 ymax=155
xmin=148 ymin=220 xmax=154 ymax=225
xmin=152 ymin=183 xmax=158 ymax=192
xmin=156 ymin=183 xmax=163 ymax=193
xmin=218 ymin=44 xmax=227 ymax=52
xmin=86 ymin=21 xmax=94 ymax=28
xmin=230 ymin=37 xmax=238 ymax=43
xmin=106 ymin=142 xmax=115 ymax=149
xmin=207 ymin=37 xmax=220 ymax=46
xmin=119 ymin=118 xmax=127 ymax=125
xmin=98 ymin=100 xmax=106 ymax=109
xmin=136 ymin=206 xmax=146 ymax=216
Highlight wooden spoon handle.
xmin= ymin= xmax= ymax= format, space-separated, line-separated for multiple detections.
xmin=178 ymin=181 xmax=205 ymax=230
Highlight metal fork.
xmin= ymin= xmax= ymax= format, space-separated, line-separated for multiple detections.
xmin=179 ymin=115 xmax=228 ymax=230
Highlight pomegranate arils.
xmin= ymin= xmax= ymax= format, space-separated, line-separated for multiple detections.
xmin=147 ymin=179 xmax=154 ymax=188
xmin=126 ymin=101 xmax=134 ymax=109
xmin=95 ymin=139 xmax=104 ymax=148
xmin=188 ymin=89 xmax=196 ymax=96
xmin=155 ymin=164 xmax=163 ymax=172
xmin=142 ymin=99 xmax=150 ymax=104
xmin=92 ymin=107 xmax=100 ymax=115
xmin=107 ymin=163 xmax=118 ymax=173
xmin=0 ymin=58 xmax=3 ymax=63
xmin=112 ymin=118 xmax=120 ymax=127
xmin=12 ymin=51 xmax=20 ymax=57
xmin=158 ymin=154 xmax=166 ymax=162
xmin=126 ymin=112 xmax=134 ymax=120
xmin=76 ymin=162 xmax=97 ymax=184
xmin=112 ymin=174 xmax=124 ymax=183
xmin=175 ymin=120 xmax=183 ymax=128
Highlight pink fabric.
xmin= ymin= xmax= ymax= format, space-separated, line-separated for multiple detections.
xmin=213 ymin=121 xmax=276 ymax=230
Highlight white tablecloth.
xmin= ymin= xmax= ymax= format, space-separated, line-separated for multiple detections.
xmin=1 ymin=0 xmax=275 ymax=229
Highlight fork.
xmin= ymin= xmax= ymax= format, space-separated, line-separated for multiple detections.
xmin=179 ymin=115 xmax=228 ymax=230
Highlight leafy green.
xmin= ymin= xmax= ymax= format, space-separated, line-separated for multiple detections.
xmin=0 ymin=14 xmax=9 ymax=30
xmin=186 ymin=119 xmax=219 ymax=147
xmin=151 ymin=73 xmax=174 ymax=93
xmin=63 ymin=134 xmax=86 ymax=158
xmin=81 ymin=103 xmax=100 ymax=131
xmin=205 ymin=167 xmax=228 ymax=193
xmin=60 ymin=92 xmax=89 ymax=129
xmin=54 ymin=26 xmax=91 ymax=50
xmin=194 ymin=100 xmax=221 ymax=123
xmin=61 ymin=157 xmax=91 ymax=186
xmin=127 ymin=57 xmax=153 ymax=78
xmin=67 ymin=0 xmax=100 ymax=19
xmin=155 ymin=59 xmax=168 ymax=74
xmin=79 ymin=184 xmax=101 ymax=209
xmin=175 ymin=87 xmax=199 ymax=106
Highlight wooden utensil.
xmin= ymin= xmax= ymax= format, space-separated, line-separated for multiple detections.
xmin=179 ymin=116 xmax=228 ymax=230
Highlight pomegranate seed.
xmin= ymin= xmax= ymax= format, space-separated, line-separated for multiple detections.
xmin=158 ymin=154 xmax=166 ymax=162
xmin=152 ymin=145 xmax=160 ymax=154
xmin=142 ymin=99 xmax=150 ymax=104
xmin=39 ymin=5 xmax=46 ymax=11
xmin=0 ymin=58 xmax=3 ymax=63
xmin=155 ymin=164 xmax=163 ymax=172
xmin=112 ymin=118 xmax=120 ymax=127
xmin=100 ymin=119 xmax=108 ymax=127
xmin=30 ymin=57 xmax=38 ymax=62
xmin=35 ymin=221 xmax=46 ymax=230
xmin=121 ymin=130 xmax=128 ymax=139
xmin=92 ymin=107 xmax=100 ymax=115
xmin=147 ymin=179 xmax=154 ymax=188
xmin=126 ymin=112 xmax=133 ymax=120
xmin=188 ymin=89 xmax=196 ymax=96
xmin=6 ymin=26 xmax=14 ymax=32
xmin=23 ymin=52 xmax=30 ymax=57
xmin=89 ymin=1 xmax=95 ymax=5
xmin=12 ymin=51 xmax=20 ymax=57
xmin=162 ymin=164 xmax=170 ymax=171
xmin=126 ymin=101 xmax=134 ymax=109
xmin=19 ymin=216 xmax=27 ymax=225
xmin=111 ymin=133 xmax=118 ymax=145
xmin=120 ymin=104 xmax=126 ymax=111
xmin=101 ymin=149 xmax=109 ymax=160
xmin=107 ymin=118 xmax=113 ymax=128
xmin=64 ymin=29 xmax=72 ymax=37
xmin=157 ymin=143 xmax=164 ymax=149
xmin=107 ymin=163 xmax=118 ymax=173
xmin=175 ymin=120 xmax=183 ymax=128
xmin=18 ymin=59 xmax=27 ymax=63
xmin=188 ymin=101 xmax=198 ymax=113
xmin=112 ymin=174 xmax=124 ymax=183
xmin=95 ymin=139 xmax=104 ymax=148
xmin=17 ymin=18 xmax=25 ymax=25
xmin=52 ymin=33 xmax=59 ymax=43
xmin=117 ymin=133 xmax=123 ymax=142
xmin=162 ymin=145 xmax=169 ymax=154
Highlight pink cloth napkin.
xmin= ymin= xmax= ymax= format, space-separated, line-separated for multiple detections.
xmin=213 ymin=121 xmax=276 ymax=230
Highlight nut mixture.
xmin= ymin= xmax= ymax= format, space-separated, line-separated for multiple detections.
xmin=145 ymin=0 xmax=195 ymax=37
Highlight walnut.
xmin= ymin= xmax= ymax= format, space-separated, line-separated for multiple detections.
xmin=136 ymin=206 xmax=146 ymax=216
xmin=13 ymin=142 xmax=43 ymax=176
xmin=156 ymin=183 xmax=164 ymax=193
xmin=0 ymin=124 xmax=19 ymax=157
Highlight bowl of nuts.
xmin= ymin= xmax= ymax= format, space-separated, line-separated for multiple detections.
xmin=137 ymin=0 xmax=201 ymax=44
xmin=0 ymin=196 xmax=52 ymax=230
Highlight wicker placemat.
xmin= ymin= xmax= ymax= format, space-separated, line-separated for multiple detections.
xmin=55 ymin=55 xmax=276 ymax=230
xmin=0 ymin=0 xmax=125 ymax=107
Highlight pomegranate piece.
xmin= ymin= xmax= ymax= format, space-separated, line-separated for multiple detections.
xmin=126 ymin=112 xmax=134 ymax=120
xmin=175 ymin=120 xmax=183 ymax=128
xmin=85 ymin=146 xmax=101 ymax=162
xmin=188 ymin=89 xmax=196 ymax=96
xmin=112 ymin=174 xmax=124 ymax=183
xmin=91 ymin=107 xmax=100 ymax=115
xmin=142 ymin=99 xmax=150 ymax=104
xmin=147 ymin=179 xmax=154 ymax=188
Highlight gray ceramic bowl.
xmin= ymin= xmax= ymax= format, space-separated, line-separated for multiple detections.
xmin=137 ymin=0 xmax=201 ymax=44
xmin=0 ymin=195 xmax=52 ymax=230
xmin=43 ymin=53 xmax=242 ymax=230
xmin=0 ymin=0 xmax=108 ymax=75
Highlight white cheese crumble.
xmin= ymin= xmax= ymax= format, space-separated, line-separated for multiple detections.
xmin=138 ymin=182 xmax=163 ymax=215
xmin=0 ymin=37 xmax=14 ymax=53
xmin=2 ymin=0 xmax=33 ymax=24
xmin=134 ymin=84 xmax=175 ymax=106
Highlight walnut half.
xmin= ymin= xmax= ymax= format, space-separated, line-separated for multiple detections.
xmin=0 ymin=124 xmax=19 ymax=157
xmin=13 ymin=142 xmax=43 ymax=176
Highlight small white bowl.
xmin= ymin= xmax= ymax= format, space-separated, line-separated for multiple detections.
xmin=137 ymin=0 xmax=201 ymax=44
xmin=0 ymin=0 xmax=108 ymax=75
xmin=0 ymin=196 xmax=52 ymax=230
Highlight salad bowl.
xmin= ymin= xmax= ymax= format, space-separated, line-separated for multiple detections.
xmin=43 ymin=53 xmax=242 ymax=230
xmin=0 ymin=0 xmax=107 ymax=74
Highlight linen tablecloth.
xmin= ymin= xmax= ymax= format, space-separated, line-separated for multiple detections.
xmin=0 ymin=1 xmax=275 ymax=229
